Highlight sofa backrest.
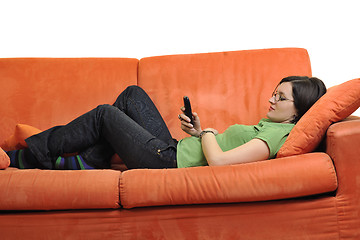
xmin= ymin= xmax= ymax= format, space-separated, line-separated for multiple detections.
xmin=0 ymin=58 xmax=138 ymax=143
xmin=0 ymin=49 xmax=312 ymax=143
xmin=138 ymin=48 xmax=312 ymax=140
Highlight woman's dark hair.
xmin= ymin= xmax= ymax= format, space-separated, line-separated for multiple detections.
xmin=277 ymin=76 xmax=327 ymax=123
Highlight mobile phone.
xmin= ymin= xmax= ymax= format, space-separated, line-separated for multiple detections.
xmin=183 ymin=96 xmax=194 ymax=125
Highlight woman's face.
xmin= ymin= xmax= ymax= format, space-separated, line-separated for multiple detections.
xmin=267 ymin=82 xmax=297 ymax=123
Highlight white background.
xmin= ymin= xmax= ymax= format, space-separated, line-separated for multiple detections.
xmin=1 ymin=0 xmax=359 ymax=115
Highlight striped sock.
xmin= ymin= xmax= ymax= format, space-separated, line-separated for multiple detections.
xmin=54 ymin=155 xmax=94 ymax=170
xmin=7 ymin=149 xmax=38 ymax=169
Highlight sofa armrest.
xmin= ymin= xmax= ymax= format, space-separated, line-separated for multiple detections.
xmin=120 ymin=153 xmax=337 ymax=209
xmin=326 ymin=118 xmax=360 ymax=237
xmin=326 ymin=119 xmax=360 ymax=196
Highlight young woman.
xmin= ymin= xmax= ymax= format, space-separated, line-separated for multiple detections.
xmin=6 ymin=76 xmax=327 ymax=170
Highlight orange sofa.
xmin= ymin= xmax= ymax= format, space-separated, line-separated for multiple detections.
xmin=1 ymin=48 xmax=360 ymax=239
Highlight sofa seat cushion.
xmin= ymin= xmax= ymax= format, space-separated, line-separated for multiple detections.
xmin=0 ymin=168 xmax=121 ymax=210
xmin=120 ymin=153 xmax=337 ymax=209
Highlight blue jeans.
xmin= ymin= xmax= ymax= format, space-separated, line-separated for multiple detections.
xmin=26 ymin=86 xmax=178 ymax=169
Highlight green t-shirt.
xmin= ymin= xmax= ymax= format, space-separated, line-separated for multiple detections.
xmin=176 ymin=118 xmax=295 ymax=168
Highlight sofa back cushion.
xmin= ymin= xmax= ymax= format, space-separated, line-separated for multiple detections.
xmin=138 ymin=48 xmax=312 ymax=140
xmin=0 ymin=58 xmax=138 ymax=143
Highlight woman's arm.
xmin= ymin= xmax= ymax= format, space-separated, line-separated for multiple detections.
xmin=179 ymin=108 xmax=269 ymax=166
xmin=201 ymin=130 xmax=270 ymax=166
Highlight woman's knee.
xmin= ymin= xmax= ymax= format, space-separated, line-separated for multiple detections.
xmin=126 ymin=85 xmax=143 ymax=91
xmin=95 ymin=104 xmax=118 ymax=118
xmin=124 ymin=85 xmax=147 ymax=97
xmin=96 ymin=104 xmax=113 ymax=111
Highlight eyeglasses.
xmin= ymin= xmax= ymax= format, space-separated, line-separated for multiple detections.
xmin=271 ymin=92 xmax=294 ymax=103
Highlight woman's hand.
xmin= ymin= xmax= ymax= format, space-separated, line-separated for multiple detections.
xmin=179 ymin=107 xmax=202 ymax=137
